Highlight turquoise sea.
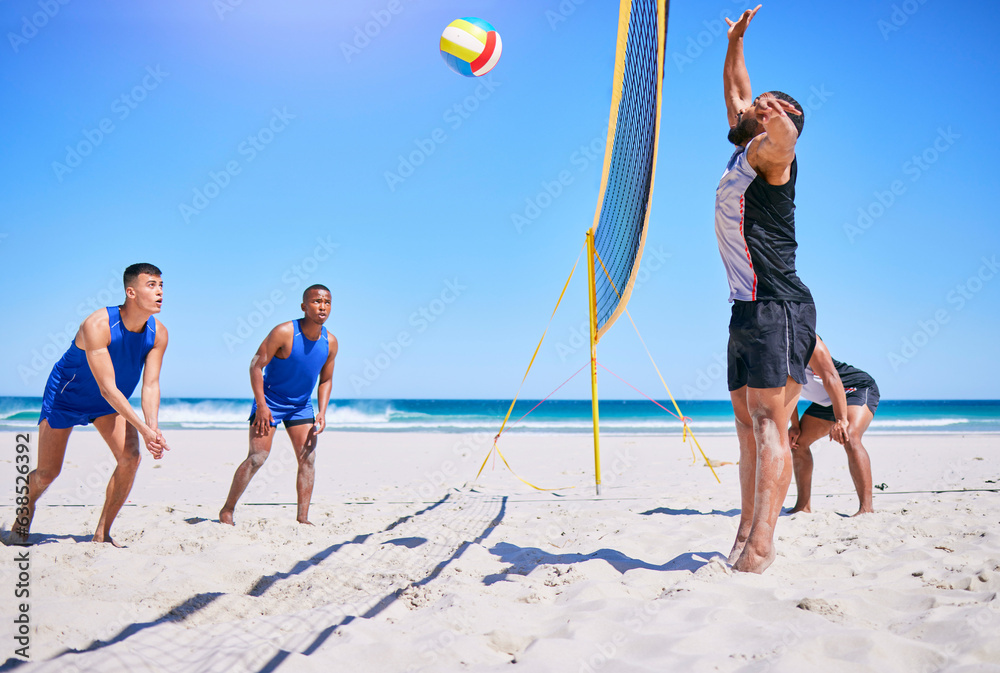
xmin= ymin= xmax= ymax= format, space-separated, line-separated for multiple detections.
xmin=1 ymin=397 xmax=998 ymax=435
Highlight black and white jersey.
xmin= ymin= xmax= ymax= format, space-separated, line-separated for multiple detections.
xmin=714 ymin=137 xmax=813 ymax=303
xmin=801 ymin=359 xmax=877 ymax=406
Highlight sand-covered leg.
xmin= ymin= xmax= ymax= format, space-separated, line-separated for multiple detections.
xmin=734 ymin=381 xmax=798 ymax=574
xmin=220 ymin=425 xmax=275 ymax=525
xmin=92 ymin=414 xmax=141 ymax=546
xmin=288 ymin=423 xmax=318 ymax=525
xmin=789 ymin=414 xmax=831 ymax=514
xmin=728 ymin=387 xmax=757 ymax=564
xmin=11 ymin=421 xmax=73 ymax=546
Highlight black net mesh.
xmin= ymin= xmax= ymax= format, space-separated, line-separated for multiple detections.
xmin=593 ymin=0 xmax=667 ymax=339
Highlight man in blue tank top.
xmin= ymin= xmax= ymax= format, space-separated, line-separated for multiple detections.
xmin=715 ymin=6 xmax=815 ymax=573
xmin=220 ymin=284 xmax=338 ymax=526
xmin=11 ymin=264 xmax=169 ymax=547
xmin=789 ymin=337 xmax=880 ymax=516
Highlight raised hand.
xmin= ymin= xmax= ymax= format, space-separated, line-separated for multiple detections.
xmin=725 ymin=5 xmax=761 ymax=41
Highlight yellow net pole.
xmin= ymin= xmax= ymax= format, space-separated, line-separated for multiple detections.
xmin=586 ymin=228 xmax=602 ymax=496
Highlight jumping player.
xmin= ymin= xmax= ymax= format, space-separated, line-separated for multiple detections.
xmin=716 ymin=6 xmax=814 ymax=573
xmin=789 ymin=337 xmax=879 ymax=516
xmin=11 ymin=263 xmax=169 ymax=547
xmin=220 ymin=285 xmax=338 ymax=526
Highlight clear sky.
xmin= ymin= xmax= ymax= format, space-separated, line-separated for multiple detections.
xmin=1 ymin=0 xmax=997 ymax=400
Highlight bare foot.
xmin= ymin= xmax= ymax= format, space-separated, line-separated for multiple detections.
xmin=851 ymin=507 xmax=874 ymax=517
xmin=788 ymin=504 xmax=812 ymax=514
xmin=92 ymin=533 xmax=125 ymax=548
xmin=297 ymin=518 xmax=314 ymax=526
xmin=219 ymin=508 xmax=235 ymax=526
xmin=5 ymin=525 xmax=32 ymax=547
xmin=733 ymin=542 xmax=776 ymax=574
xmin=727 ymin=538 xmax=746 ymax=565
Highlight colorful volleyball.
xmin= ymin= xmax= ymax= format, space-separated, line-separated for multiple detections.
xmin=439 ymin=17 xmax=502 ymax=77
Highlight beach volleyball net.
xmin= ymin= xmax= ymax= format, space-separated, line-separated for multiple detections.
xmin=592 ymin=0 xmax=665 ymax=341
xmin=477 ymin=0 xmax=720 ymax=493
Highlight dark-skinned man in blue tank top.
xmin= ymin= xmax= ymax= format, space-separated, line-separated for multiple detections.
xmin=715 ymin=6 xmax=825 ymax=573
xmin=220 ymin=284 xmax=338 ymax=526
xmin=10 ymin=263 xmax=169 ymax=547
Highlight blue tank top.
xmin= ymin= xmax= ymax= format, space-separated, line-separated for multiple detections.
xmin=50 ymin=306 xmax=157 ymax=408
xmin=262 ymin=320 xmax=329 ymax=407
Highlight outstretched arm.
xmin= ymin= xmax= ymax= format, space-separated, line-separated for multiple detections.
xmin=139 ymin=320 xmax=169 ymax=459
xmin=314 ymin=335 xmax=339 ymax=434
xmin=723 ymin=5 xmax=760 ymax=127
xmin=809 ymin=339 xmax=849 ymax=445
xmin=81 ymin=312 xmax=165 ymax=457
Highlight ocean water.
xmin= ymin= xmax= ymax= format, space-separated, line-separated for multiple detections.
xmin=1 ymin=397 xmax=998 ymax=435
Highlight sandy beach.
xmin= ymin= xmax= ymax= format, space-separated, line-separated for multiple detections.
xmin=2 ymin=428 xmax=999 ymax=672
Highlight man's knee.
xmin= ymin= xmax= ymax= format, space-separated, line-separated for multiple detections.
xmin=846 ymin=434 xmax=866 ymax=454
xmin=119 ymin=445 xmax=141 ymax=470
xmin=249 ymin=450 xmax=269 ymax=469
xmin=34 ymin=464 xmax=62 ymax=486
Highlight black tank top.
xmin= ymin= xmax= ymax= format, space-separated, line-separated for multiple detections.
xmin=743 ymin=156 xmax=813 ymax=302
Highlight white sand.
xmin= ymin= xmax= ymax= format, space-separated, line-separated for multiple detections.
xmin=2 ymin=429 xmax=999 ymax=672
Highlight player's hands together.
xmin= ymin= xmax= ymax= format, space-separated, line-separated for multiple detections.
xmin=142 ymin=426 xmax=169 ymax=459
xmin=829 ymin=418 xmax=849 ymax=445
xmin=725 ymin=4 xmax=760 ymax=41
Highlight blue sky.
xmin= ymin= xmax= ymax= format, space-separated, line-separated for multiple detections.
xmin=1 ymin=0 xmax=997 ymax=400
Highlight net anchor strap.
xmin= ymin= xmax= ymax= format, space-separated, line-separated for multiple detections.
xmin=474 ymin=244 xmax=586 ymax=491
xmin=593 ymin=248 xmax=721 ymax=484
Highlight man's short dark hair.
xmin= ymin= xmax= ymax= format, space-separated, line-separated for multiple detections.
xmin=303 ymin=284 xmax=331 ymax=301
xmin=767 ymin=91 xmax=804 ymax=137
xmin=123 ymin=263 xmax=162 ymax=289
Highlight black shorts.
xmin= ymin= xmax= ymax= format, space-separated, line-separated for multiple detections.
xmin=803 ymin=384 xmax=880 ymax=422
xmin=728 ymin=300 xmax=817 ymax=391
xmin=249 ymin=413 xmax=315 ymax=428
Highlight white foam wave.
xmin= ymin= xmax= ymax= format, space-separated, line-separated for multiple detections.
xmin=871 ymin=418 xmax=970 ymax=428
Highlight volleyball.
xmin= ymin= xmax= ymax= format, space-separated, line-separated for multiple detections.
xmin=439 ymin=17 xmax=502 ymax=77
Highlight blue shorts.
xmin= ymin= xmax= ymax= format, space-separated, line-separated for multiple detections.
xmin=39 ymin=366 xmax=116 ymax=429
xmin=248 ymin=400 xmax=315 ymax=428
xmin=40 ymin=405 xmax=116 ymax=430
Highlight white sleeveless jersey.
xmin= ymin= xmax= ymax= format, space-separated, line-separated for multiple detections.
xmin=800 ymin=365 xmax=832 ymax=407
